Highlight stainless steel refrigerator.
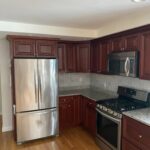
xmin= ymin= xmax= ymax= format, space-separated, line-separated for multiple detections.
xmin=13 ymin=58 xmax=58 ymax=143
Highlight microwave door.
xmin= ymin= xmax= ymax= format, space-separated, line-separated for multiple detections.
xmin=38 ymin=59 xmax=58 ymax=110
xmin=14 ymin=59 xmax=38 ymax=113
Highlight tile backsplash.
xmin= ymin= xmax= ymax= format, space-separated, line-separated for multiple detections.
xmin=91 ymin=74 xmax=150 ymax=92
xmin=59 ymin=73 xmax=150 ymax=92
xmin=59 ymin=73 xmax=91 ymax=90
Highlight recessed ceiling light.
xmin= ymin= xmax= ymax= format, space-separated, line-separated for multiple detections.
xmin=131 ymin=0 xmax=146 ymax=2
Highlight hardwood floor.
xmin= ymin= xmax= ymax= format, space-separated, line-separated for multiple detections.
xmin=0 ymin=127 xmax=101 ymax=150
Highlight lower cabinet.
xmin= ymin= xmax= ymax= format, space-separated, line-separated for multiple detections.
xmin=122 ymin=115 xmax=150 ymax=150
xmin=59 ymin=95 xmax=96 ymax=136
xmin=122 ymin=139 xmax=140 ymax=150
xmin=81 ymin=96 xmax=96 ymax=136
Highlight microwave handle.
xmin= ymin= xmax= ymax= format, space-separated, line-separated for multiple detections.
xmin=125 ymin=57 xmax=130 ymax=76
xmin=127 ymin=58 xmax=130 ymax=76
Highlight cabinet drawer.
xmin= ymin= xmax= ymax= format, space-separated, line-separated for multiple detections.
xmin=59 ymin=96 xmax=74 ymax=104
xmin=123 ymin=116 xmax=150 ymax=149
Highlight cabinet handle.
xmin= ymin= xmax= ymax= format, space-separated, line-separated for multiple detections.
xmin=138 ymin=135 xmax=142 ymax=138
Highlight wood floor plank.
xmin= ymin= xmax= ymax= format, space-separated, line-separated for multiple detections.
xmin=0 ymin=127 xmax=101 ymax=150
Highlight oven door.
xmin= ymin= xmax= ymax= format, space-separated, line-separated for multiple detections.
xmin=96 ymin=109 xmax=121 ymax=150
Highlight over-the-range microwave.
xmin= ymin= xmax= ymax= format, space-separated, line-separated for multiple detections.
xmin=108 ymin=51 xmax=139 ymax=77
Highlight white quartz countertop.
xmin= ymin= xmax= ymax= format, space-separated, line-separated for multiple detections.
xmin=123 ymin=107 xmax=150 ymax=126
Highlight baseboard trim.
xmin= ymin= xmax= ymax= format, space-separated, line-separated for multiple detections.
xmin=2 ymin=126 xmax=13 ymax=132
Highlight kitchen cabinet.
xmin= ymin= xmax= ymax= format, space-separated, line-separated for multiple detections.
xmin=9 ymin=38 xmax=36 ymax=57
xmin=76 ymin=43 xmax=90 ymax=72
xmin=66 ymin=43 xmax=77 ymax=72
xmin=74 ymin=95 xmax=82 ymax=126
xmin=122 ymin=115 xmax=150 ymax=150
xmin=122 ymin=139 xmax=140 ymax=150
xmin=36 ymin=40 xmax=57 ymax=57
xmin=59 ymin=96 xmax=75 ymax=131
xmin=58 ymin=44 xmax=66 ymax=72
xmin=124 ymin=34 xmax=140 ymax=50
xmin=110 ymin=36 xmax=125 ymax=52
xmin=82 ymin=96 xmax=96 ymax=136
xmin=140 ymin=31 xmax=150 ymax=80
xmin=90 ymin=40 xmax=100 ymax=73
xmin=7 ymin=36 xmax=58 ymax=58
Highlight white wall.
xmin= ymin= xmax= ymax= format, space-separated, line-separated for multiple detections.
xmin=0 ymin=39 xmax=12 ymax=132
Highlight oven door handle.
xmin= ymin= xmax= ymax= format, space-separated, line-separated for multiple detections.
xmin=96 ymin=108 xmax=121 ymax=124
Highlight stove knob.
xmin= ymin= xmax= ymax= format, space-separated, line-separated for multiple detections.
xmin=99 ymin=105 xmax=103 ymax=109
xmin=97 ymin=104 xmax=100 ymax=108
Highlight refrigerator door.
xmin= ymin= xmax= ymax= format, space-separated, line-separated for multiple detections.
xmin=14 ymin=59 xmax=38 ymax=112
xmin=16 ymin=108 xmax=58 ymax=142
xmin=38 ymin=59 xmax=58 ymax=109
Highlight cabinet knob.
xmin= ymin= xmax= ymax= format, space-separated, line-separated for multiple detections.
xmin=68 ymin=105 xmax=71 ymax=107
xmin=138 ymin=135 xmax=142 ymax=138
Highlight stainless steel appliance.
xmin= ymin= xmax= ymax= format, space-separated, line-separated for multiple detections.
xmin=96 ymin=86 xmax=150 ymax=150
xmin=108 ymin=51 xmax=139 ymax=77
xmin=13 ymin=58 xmax=58 ymax=143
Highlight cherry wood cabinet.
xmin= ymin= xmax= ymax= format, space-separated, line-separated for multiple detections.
xmin=81 ymin=96 xmax=96 ymax=136
xmin=122 ymin=115 xmax=150 ymax=150
xmin=110 ymin=36 xmax=125 ymax=52
xmin=76 ymin=43 xmax=90 ymax=72
xmin=140 ymin=31 xmax=150 ymax=80
xmin=58 ymin=44 xmax=66 ymax=72
xmin=36 ymin=40 xmax=57 ymax=57
xmin=7 ymin=36 xmax=58 ymax=58
xmin=122 ymin=139 xmax=140 ymax=150
xmin=59 ymin=96 xmax=75 ymax=130
xmin=9 ymin=39 xmax=36 ymax=57
xmin=124 ymin=34 xmax=140 ymax=50
xmin=66 ymin=44 xmax=77 ymax=72
xmin=90 ymin=40 xmax=100 ymax=73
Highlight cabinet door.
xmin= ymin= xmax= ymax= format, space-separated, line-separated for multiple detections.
xmin=59 ymin=96 xmax=74 ymax=131
xmin=13 ymin=39 xmax=36 ymax=57
xmin=122 ymin=138 xmax=140 ymax=150
xmin=74 ymin=96 xmax=82 ymax=126
xmin=76 ymin=43 xmax=90 ymax=72
xmin=58 ymin=44 xmax=66 ymax=72
xmin=86 ymin=99 xmax=96 ymax=136
xmin=36 ymin=40 xmax=57 ymax=57
xmin=110 ymin=37 xmax=125 ymax=52
xmin=66 ymin=44 xmax=76 ymax=72
xmin=99 ymin=40 xmax=109 ymax=73
xmin=140 ymin=32 xmax=150 ymax=80
xmin=125 ymin=34 xmax=140 ymax=50
xmin=90 ymin=40 xmax=99 ymax=73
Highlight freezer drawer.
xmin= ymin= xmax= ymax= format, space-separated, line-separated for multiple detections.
xmin=16 ymin=108 xmax=58 ymax=142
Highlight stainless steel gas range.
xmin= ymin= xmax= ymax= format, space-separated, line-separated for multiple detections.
xmin=96 ymin=86 xmax=150 ymax=150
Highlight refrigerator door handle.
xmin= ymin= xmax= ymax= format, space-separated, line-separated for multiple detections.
xmin=34 ymin=69 xmax=38 ymax=103
xmin=13 ymin=104 xmax=16 ymax=115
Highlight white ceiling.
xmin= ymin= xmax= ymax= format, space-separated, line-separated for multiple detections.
xmin=0 ymin=0 xmax=150 ymax=30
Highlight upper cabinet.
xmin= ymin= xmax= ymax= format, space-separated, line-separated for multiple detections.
xmin=140 ymin=31 xmax=150 ymax=80
xmin=7 ymin=36 xmax=58 ymax=58
xmin=66 ymin=43 xmax=77 ymax=72
xmin=76 ymin=43 xmax=90 ymax=72
xmin=36 ymin=40 xmax=57 ymax=57
xmin=9 ymin=38 xmax=36 ymax=57
xmin=58 ymin=44 xmax=66 ymax=72
xmin=110 ymin=36 xmax=125 ymax=52
xmin=124 ymin=34 xmax=140 ymax=50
